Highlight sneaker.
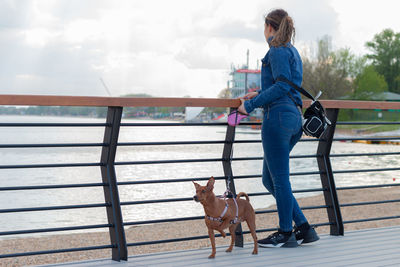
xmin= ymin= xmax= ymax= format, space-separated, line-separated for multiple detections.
xmin=294 ymin=225 xmax=320 ymax=244
xmin=258 ymin=230 xmax=299 ymax=248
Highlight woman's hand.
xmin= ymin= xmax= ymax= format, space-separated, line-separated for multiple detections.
xmin=242 ymin=91 xmax=258 ymax=100
xmin=238 ymin=98 xmax=249 ymax=115
xmin=237 ymin=91 xmax=258 ymax=115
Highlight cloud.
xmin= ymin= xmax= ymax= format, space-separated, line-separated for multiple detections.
xmin=0 ymin=0 xmax=34 ymax=29
xmin=0 ymin=0 xmax=340 ymax=98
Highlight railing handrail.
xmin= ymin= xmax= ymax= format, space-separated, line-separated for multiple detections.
xmin=1 ymin=94 xmax=400 ymax=109
xmin=0 ymin=95 xmax=238 ymax=108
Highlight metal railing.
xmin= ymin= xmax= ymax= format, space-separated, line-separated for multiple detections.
xmin=0 ymin=95 xmax=399 ymax=262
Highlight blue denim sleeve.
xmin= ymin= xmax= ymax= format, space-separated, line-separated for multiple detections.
xmin=244 ymin=47 xmax=293 ymax=114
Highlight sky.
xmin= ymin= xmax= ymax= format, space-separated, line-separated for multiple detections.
xmin=1 ymin=0 xmax=400 ymax=98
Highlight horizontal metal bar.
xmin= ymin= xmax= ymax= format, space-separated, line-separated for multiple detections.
xmin=233 ymin=154 xmax=319 ymax=161
xmin=121 ymin=197 xmax=193 ymax=206
xmin=117 ymin=175 xmax=260 ymax=186
xmin=255 ymin=227 xmax=285 ymax=234
xmin=118 ymin=172 xmax=321 ymax=187
xmin=256 ymin=204 xmax=328 ymax=215
xmin=255 ymin=222 xmax=332 ymax=234
xmin=232 ymin=157 xmax=263 ymax=161
xmin=343 ymin=215 xmax=400 ymax=224
xmin=120 ymin=122 xmax=227 ymax=127
xmin=333 ymin=167 xmax=400 ymax=174
xmin=337 ymin=121 xmax=400 ymax=125
xmin=291 ymin=171 xmax=322 ymax=176
xmin=249 ymin=188 xmax=325 ymax=198
xmin=340 ymin=199 xmax=400 ymax=207
xmin=337 ymin=183 xmax=400 ymax=190
xmin=0 ymin=203 xmax=109 ymax=213
xmin=298 ymin=138 xmax=321 ymax=142
xmin=0 ymin=143 xmax=106 ymax=148
xmin=235 ymin=139 xmax=319 ymax=143
xmin=114 ymin=156 xmax=322 ymax=166
xmin=0 ymin=123 xmax=109 ymax=127
xmin=118 ymin=140 xmax=226 ymax=146
xmin=290 ymin=154 xmax=320 ymax=159
xmin=0 ymin=183 xmax=106 ymax=191
xmin=0 ymin=162 xmax=102 ymax=169
xmin=117 ymin=139 xmax=319 ymax=146
xmin=115 ymin=158 xmax=222 ymax=166
xmin=334 ymin=137 xmax=400 ymax=141
xmin=127 ymin=235 xmax=212 ymax=247
xmin=124 ymin=216 xmax=204 ymax=226
xmin=238 ymin=122 xmax=262 ymax=126
xmin=313 ymin=222 xmax=334 ymax=227
xmin=0 ymin=244 xmax=115 ymax=259
xmin=121 ymin=187 xmax=325 ymax=206
xmin=331 ymin=152 xmax=400 ymax=158
xmin=0 ymin=223 xmax=111 ymax=236
xmin=232 ymin=171 xmax=322 ymax=178
xmin=233 ymin=140 xmax=261 ymax=144
xmin=118 ymin=175 xmax=229 ymax=186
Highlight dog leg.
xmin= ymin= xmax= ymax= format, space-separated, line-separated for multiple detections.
xmin=208 ymin=228 xmax=216 ymax=259
xmin=217 ymin=229 xmax=226 ymax=238
xmin=246 ymin=218 xmax=258 ymax=255
xmin=226 ymin=224 xmax=237 ymax=253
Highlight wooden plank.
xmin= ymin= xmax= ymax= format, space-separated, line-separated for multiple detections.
xmin=0 ymin=95 xmax=239 ymax=108
xmin=130 ymin=226 xmax=400 ymax=267
xmin=0 ymin=94 xmax=400 ymax=110
xmin=319 ymin=99 xmax=400 ymax=110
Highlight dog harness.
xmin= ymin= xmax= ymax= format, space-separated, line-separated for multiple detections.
xmin=206 ymin=191 xmax=239 ymax=224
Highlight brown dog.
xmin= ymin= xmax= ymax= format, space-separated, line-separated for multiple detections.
xmin=193 ymin=177 xmax=258 ymax=258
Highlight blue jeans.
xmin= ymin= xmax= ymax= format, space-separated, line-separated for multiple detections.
xmin=261 ymin=102 xmax=308 ymax=232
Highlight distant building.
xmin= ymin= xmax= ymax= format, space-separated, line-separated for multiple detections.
xmin=340 ymin=91 xmax=400 ymax=101
xmin=375 ymin=91 xmax=400 ymax=101
xmin=229 ymin=68 xmax=261 ymax=98
xmin=228 ymin=67 xmax=263 ymax=121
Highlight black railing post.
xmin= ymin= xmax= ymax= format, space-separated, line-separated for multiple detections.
xmin=100 ymin=106 xmax=128 ymax=261
xmin=317 ymin=108 xmax=344 ymax=235
xmin=222 ymin=108 xmax=243 ymax=247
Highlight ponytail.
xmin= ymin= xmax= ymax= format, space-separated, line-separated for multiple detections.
xmin=265 ymin=9 xmax=295 ymax=47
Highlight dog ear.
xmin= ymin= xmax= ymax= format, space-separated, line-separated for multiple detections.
xmin=206 ymin=177 xmax=215 ymax=190
xmin=192 ymin=181 xmax=200 ymax=189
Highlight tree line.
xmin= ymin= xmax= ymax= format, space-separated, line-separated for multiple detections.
xmin=0 ymin=94 xmax=184 ymax=118
xmin=302 ymin=29 xmax=400 ymax=100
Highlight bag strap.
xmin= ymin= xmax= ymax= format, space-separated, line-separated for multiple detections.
xmin=276 ymin=76 xmax=315 ymax=101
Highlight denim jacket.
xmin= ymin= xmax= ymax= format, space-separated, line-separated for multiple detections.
xmin=244 ymin=40 xmax=303 ymax=114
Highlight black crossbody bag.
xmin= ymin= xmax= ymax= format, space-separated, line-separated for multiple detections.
xmin=276 ymin=76 xmax=331 ymax=138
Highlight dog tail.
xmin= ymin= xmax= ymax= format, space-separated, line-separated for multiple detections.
xmin=236 ymin=192 xmax=249 ymax=202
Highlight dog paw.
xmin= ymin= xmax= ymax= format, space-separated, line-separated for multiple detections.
xmin=208 ymin=254 xmax=215 ymax=259
xmin=252 ymin=250 xmax=258 ymax=255
xmin=225 ymin=248 xmax=233 ymax=253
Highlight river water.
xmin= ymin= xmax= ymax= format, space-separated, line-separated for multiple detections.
xmin=0 ymin=115 xmax=399 ymax=237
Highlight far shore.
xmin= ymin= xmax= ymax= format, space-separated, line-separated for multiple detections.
xmin=0 ymin=186 xmax=399 ymax=267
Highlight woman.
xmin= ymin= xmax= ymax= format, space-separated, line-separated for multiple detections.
xmin=238 ymin=9 xmax=319 ymax=247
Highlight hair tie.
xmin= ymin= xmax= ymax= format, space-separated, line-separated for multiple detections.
xmin=265 ymin=17 xmax=279 ymax=30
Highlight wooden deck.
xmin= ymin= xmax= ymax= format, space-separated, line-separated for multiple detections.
xmin=42 ymin=226 xmax=400 ymax=267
